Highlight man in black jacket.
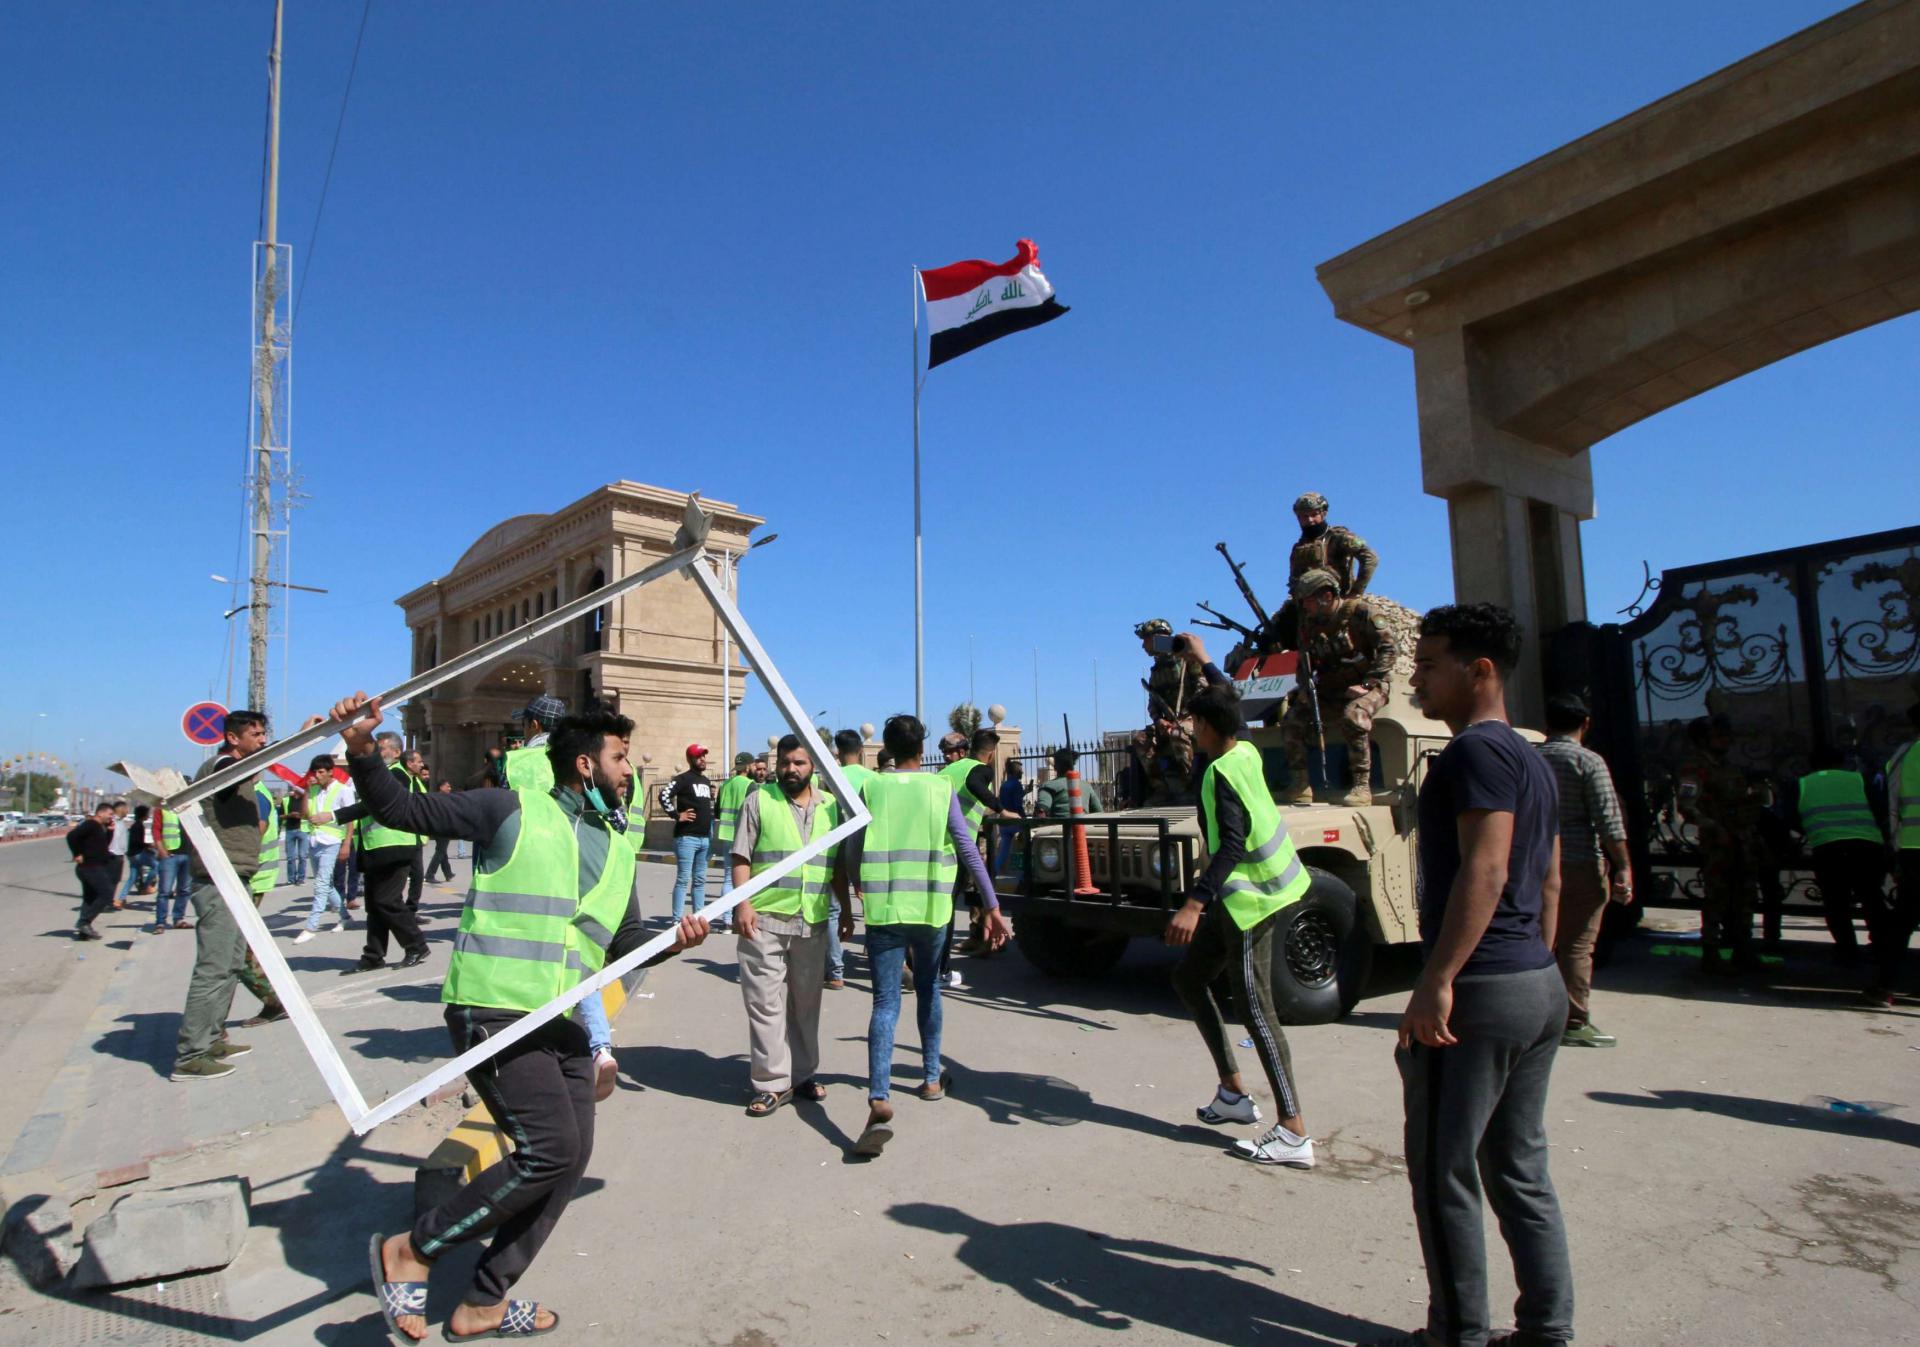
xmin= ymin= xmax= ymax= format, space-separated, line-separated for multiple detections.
xmin=332 ymin=692 xmax=709 ymax=1343
xmin=336 ymin=732 xmax=430 ymax=974
xmin=66 ymin=802 xmax=119 ymax=939
xmin=666 ymin=744 xmax=718 ymax=926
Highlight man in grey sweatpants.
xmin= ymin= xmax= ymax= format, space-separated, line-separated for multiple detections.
xmin=1361 ymin=603 xmax=1574 ymax=1347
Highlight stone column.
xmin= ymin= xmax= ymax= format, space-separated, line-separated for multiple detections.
xmin=1415 ymin=329 xmax=1594 ymax=727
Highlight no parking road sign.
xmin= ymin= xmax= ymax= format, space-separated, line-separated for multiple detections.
xmin=181 ymin=701 xmax=228 ymax=747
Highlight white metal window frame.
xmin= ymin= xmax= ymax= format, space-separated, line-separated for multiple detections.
xmin=127 ymin=499 xmax=869 ymax=1135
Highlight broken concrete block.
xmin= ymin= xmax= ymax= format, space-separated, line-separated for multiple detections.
xmin=70 ymin=1177 xmax=250 ymax=1290
xmin=4 ymin=1194 xmax=78 ymax=1287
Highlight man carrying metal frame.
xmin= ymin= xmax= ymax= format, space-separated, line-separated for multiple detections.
xmin=333 ymin=691 xmax=712 ymax=1344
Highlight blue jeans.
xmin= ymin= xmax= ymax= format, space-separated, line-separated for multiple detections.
xmin=307 ymin=838 xmax=345 ymax=930
xmin=156 ymin=855 xmax=194 ymax=925
xmin=285 ymin=830 xmax=310 ymax=884
xmin=865 ymin=923 xmax=949 ymax=1100
xmin=120 ymin=850 xmax=157 ymax=899
xmin=577 ymin=983 xmax=613 ymax=1054
xmin=828 ymin=895 xmax=845 ymax=978
xmin=670 ymin=834 xmax=710 ymax=920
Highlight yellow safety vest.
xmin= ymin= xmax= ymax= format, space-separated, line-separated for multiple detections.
xmin=858 ymin=772 xmax=959 ymax=927
xmin=1796 ymin=770 xmax=1881 ymax=849
xmin=443 ymin=790 xmax=635 ymax=1013
xmin=747 ymin=783 xmax=839 ymax=923
xmin=1202 ymin=740 xmax=1311 ymax=930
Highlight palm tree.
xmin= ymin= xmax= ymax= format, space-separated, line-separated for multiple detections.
xmin=947 ymin=702 xmax=981 ymax=739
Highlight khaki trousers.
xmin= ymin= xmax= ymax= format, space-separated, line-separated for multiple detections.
xmin=1551 ymin=857 xmax=1611 ymax=1028
xmin=737 ymin=909 xmax=828 ymax=1093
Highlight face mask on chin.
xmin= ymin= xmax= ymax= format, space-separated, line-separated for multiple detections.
xmin=581 ymin=764 xmax=628 ymax=832
xmin=1299 ymin=519 xmax=1328 ymax=540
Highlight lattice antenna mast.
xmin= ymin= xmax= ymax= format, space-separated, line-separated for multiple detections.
xmin=246 ymin=0 xmax=292 ymax=720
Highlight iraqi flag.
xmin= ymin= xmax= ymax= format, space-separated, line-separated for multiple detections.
xmin=920 ymin=238 xmax=1068 ymax=369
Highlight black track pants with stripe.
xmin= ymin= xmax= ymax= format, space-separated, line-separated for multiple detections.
xmin=1171 ymin=900 xmax=1302 ymax=1119
xmin=412 ymin=1006 xmax=596 ymax=1306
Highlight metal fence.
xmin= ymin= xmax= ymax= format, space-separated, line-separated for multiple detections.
xmin=1007 ymin=739 xmax=1139 ymax=811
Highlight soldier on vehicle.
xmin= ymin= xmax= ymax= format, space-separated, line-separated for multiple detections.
xmin=1278 ymin=568 xmax=1394 ymax=807
xmin=1677 ymin=714 xmax=1764 ymax=975
xmin=1267 ymin=492 xmax=1380 ymax=651
xmin=1134 ymin=618 xmax=1195 ymax=805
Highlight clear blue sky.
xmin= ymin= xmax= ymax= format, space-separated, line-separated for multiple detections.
xmin=5 ymin=1 xmax=1913 ymax=783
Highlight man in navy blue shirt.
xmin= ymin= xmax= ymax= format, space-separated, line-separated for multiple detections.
xmin=1361 ymin=603 xmax=1572 ymax=1347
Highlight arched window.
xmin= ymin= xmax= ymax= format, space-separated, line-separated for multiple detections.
xmin=472 ymin=619 xmax=480 ymax=644
xmin=521 ymin=599 xmax=530 ymax=624
xmin=583 ymin=569 xmax=607 ymax=652
xmin=535 ymin=592 xmax=545 ymax=617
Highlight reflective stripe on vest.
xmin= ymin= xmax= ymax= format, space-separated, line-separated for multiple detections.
xmin=308 ymin=780 xmax=346 ymax=843
xmin=250 ymin=783 xmax=282 ymax=895
xmin=443 ymin=789 xmax=636 ymax=1013
xmin=940 ymin=759 xmax=988 ymax=838
xmin=505 ymin=745 xmax=554 ymax=795
xmin=1891 ymin=740 xmax=1920 ymax=851
xmin=748 ymin=783 xmax=839 ymax=922
xmin=362 ymin=762 xmax=427 ymax=850
xmin=716 ymin=773 xmax=754 ymax=845
xmin=1203 ymin=740 xmax=1310 ymax=931
xmin=1796 ymin=770 xmax=1881 ymax=849
xmin=858 ymin=772 xmax=958 ymax=927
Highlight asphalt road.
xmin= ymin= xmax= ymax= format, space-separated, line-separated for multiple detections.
xmin=2 ymin=838 xmax=1915 ymax=1344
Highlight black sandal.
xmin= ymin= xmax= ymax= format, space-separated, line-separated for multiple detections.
xmin=795 ymin=1079 xmax=827 ymax=1102
xmin=745 ymin=1089 xmax=791 ymax=1118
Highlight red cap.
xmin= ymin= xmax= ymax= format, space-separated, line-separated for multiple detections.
xmin=686 ymin=743 xmax=709 ymax=761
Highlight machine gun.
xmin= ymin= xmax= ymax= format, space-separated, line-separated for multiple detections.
xmin=1215 ymin=541 xmax=1275 ymax=633
xmin=1216 ymin=540 xmax=1323 ymax=750
xmin=1193 ymin=601 xmax=1258 ymax=643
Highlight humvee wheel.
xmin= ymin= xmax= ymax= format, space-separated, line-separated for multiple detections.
xmin=1013 ymin=914 xmax=1130 ymax=978
xmin=1269 ymin=867 xmax=1373 ymax=1024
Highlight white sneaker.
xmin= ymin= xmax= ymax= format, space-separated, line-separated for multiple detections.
xmin=1233 ymin=1125 xmax=1314 ymax=1168
xmin=592 ymin=1048 xmax=617 ymax=1103
xmin=292 ymin=930 xmax=316 ymax=945
xmin=944 ymin=970 xmax=965 ymax=990
xmin=1196 ymin=1087 xmax=1260 ymax=1126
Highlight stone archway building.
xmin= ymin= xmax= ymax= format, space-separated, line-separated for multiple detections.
xmin=1316 ymin=0 xmax=1920 ymax=718
xmin=395 ymin=482 xmax=763 ymax=796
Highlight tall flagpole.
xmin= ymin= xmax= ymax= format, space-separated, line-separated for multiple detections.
xmin=912 ymin=266 xmax=925 ymax=723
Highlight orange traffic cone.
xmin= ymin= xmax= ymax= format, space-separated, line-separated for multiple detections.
xmin=1067 ymin=770 xmax=1098 ymax=895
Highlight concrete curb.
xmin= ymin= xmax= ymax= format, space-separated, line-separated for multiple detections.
xmin=411 ymin=966 xmax=650 ymax=1217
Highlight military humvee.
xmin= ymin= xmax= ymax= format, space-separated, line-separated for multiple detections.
xmin=991 ymin=610 xmax=1497 ymax=1024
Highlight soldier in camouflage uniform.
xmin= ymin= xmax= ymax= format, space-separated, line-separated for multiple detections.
xmin=1677 ymin=714 xmax=1763 ymax=974
xmin=1133 ymin=618 xmax=1196 ymax=806
xmin=1265 ymin=492 xmax=1380 ymax=651
xmin=1278 ymin=568 xmax=1394 ymax=807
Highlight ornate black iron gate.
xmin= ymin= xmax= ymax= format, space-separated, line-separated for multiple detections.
xmin=1546 ymin=525 xmax=1920 ymax=905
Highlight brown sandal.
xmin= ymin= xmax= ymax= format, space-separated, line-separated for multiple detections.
xmin=915 ymin=1071 xmax=953 ymax=1102
xmin=795 ymin=1079 xmax=827 ymax=1102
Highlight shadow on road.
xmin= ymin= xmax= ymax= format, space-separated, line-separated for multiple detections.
xmin=1588 ymin=1088 xmax=1920 ymax=1149
xmin=887 ymin=1202 xmax=1395 ymax=1346
xmin=89 ymin=1011 xmax=177 ymax=1077
xmin=937 ymin=1055 xmax=1229 ymax=1149
xmin=619 ymin=1042 xmax=750 ymax=1107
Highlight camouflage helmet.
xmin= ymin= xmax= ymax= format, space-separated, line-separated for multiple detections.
xmin=1292 ymin=567 xmax=1341 ymax=601
xmin=1133 ymin=618 xmax=1173 ymax=639
xmin=1292 ymin=491 xmax=1329 ymax=515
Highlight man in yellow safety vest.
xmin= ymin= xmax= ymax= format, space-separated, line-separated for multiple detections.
xmin=336 ymin=692 xmax=710 ymax=1344
xmin=836 ymin=714 xmax=1010 ymax=1158
xmin=730 ymin=734 xmax=839 ymax=1117
xmin=1164 ymin=680 xmax=1316 ymax=1168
